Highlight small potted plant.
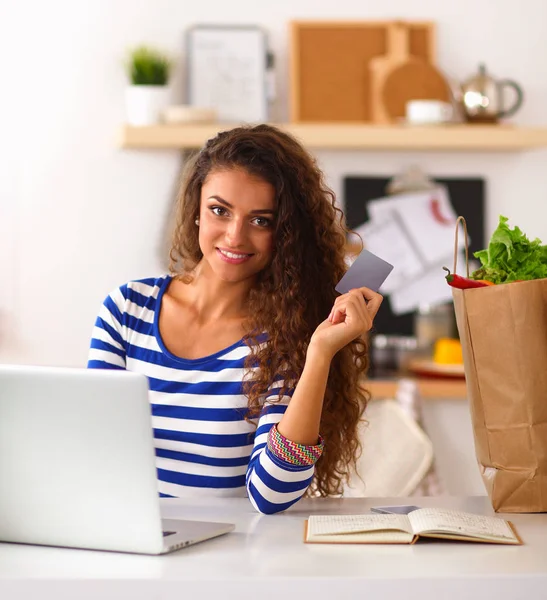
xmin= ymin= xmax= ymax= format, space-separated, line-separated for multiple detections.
xmin=125 ymin=45 xmax=172 ymax=126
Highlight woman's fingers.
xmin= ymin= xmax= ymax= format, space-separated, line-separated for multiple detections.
xmin=357 ymin=286 xmax=383 ymax=320
xmin=329 ymin=287 xmax=383 ymax=326
xmin=330 ymin=291 xmax=365 ymax=323
xmin=316 ymin=288 xmax=383 ymax=356
xmin=330 ymin=302 xmax=356 ymax=325
xmin=329 ymin=292 xmax=370 ymax=328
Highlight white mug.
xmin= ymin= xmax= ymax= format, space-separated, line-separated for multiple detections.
xmin=405 ymin=100 xmax=453 ymax=125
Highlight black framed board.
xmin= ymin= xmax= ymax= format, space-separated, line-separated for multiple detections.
xmin=343 ymin=176 xmax=486 ymax=338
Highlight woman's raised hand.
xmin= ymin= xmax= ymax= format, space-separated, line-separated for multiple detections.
xmin=309 ymin=287 xmax=383 ymax=359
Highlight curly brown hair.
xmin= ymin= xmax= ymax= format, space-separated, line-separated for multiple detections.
xmin=169 ymin=124 xmax=369 ymax=497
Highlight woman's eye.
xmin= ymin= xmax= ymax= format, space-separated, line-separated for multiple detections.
xmin=253 ymin=217 xmax=272 ymax=228
xmin=211 ymin=206 xmax=227 ymax=217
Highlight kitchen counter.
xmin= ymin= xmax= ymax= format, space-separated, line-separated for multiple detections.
xmin=2 ymin=495 xmax=546 ymax=600
xmin=366 ymin=377 xmax=467 ymax=399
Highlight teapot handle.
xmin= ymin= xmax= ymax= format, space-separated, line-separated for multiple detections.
xmin=497 ymin=79 xmax=524 ymax=119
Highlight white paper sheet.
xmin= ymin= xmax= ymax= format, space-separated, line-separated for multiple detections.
xmin=367 ymin=187 xmax=469 ymax=267
xmin=389 ymin=254 xmax=479 ymax=315
xmin=347 ymin=186 xmax=475 ymax=314
xmin=351 ymin=217 xmax=426 ymax=294
xmin=308 ymin=513 xmax=412 ymax=536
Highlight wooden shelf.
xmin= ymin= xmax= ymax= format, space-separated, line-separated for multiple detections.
xmin=365 ymin=378 xmax=467 ymax=400
xmin=119 ymin=123 xmax=547 ymax=151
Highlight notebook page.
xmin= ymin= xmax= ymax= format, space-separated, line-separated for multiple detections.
xmin=408 ymin=508 xmax=516 ymax=541
xmin=308 ymin=514 xmax=412 ymax=536
xmin=306 ymin=530 xmax=414 ymax=544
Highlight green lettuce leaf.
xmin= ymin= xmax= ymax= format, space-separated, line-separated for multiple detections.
xmin=471 ymin=215 xmax=547 ymax=283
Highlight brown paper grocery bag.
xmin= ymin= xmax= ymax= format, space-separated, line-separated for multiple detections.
xmin=452 ymin=217 xmax=547 ymax=512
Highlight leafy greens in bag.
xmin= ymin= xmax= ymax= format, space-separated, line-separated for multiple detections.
xmin=471 ymin=215 xmax=547 ymax=284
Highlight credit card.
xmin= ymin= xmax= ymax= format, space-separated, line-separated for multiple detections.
xmin=370 ymin=505 xmax=421 ymax=515
xmin=335 ymin=248 xmax=394 ymax=294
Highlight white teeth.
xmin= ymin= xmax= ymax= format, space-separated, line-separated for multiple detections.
xmin=220 ymin=249 xmax=248 ymax=259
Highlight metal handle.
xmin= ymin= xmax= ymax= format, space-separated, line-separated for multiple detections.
xmin=497 ymin=79 xmax=524 ymax=119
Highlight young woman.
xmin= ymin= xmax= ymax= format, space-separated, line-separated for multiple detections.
xmin=88 ymin=124 xmax=383 ymax=514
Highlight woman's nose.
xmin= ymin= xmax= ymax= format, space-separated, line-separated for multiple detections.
xmin=225 ymin=218 xmax=246 ymax=246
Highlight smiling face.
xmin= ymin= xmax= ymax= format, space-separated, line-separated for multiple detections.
xmin=197 ymin=168 xmax=276 ymax=285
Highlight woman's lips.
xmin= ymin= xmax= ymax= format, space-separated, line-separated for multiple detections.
xmin=216 ymin=248 xmax=253 ymax=264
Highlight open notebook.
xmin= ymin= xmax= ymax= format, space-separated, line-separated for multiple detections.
xmin=305 ymin=508 xmax=522 ymax=545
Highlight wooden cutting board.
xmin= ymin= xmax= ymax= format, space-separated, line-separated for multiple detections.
xmin=369 ymin=22 xmax=450 ymax=123
xmin=289 ymin=20 xmax=435 ymax=122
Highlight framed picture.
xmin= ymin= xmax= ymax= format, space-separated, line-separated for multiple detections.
xmin=186 ymin=25 xmax=268 ymax=124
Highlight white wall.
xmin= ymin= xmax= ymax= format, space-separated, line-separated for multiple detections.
xmin=2 ymin=0 xmax=547 ymax=366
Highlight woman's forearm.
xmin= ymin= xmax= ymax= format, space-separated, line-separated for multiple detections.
xmin=275 ymin=344 xmax=332 ymax=445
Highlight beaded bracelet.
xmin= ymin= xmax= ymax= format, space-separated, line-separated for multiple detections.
xmin=267 ymin=424 xmax=324 ymax=467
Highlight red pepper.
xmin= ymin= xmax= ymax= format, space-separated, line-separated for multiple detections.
xmin=430 ymin=197 xmax=453 ymax=225
xmin=443 ymin=267 xmax=492 ymax=289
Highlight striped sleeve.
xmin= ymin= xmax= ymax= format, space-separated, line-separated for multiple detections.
xmin=87 ymin=286 xmax=127 ymax=370
xmin=245 ymin=383 xmax=320 ymax=515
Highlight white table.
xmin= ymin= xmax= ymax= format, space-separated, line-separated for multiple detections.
xmin=2 ymin=495 xmax=547 ymax=600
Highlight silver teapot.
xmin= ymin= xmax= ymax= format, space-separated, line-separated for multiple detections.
xmin=460 ymin=63 xmax=523 ymax=123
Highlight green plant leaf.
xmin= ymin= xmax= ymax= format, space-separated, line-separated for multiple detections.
xmin=471 ymin=215 xmax=547 ymax=283
xmin=126 ymin=45 xmax=171 ymax=85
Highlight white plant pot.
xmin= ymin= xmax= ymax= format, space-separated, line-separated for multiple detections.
xmin=125 ymin=85 xmax=170 ymax=126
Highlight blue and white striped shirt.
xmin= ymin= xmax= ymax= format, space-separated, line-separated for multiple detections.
xmin=87 ymin=275 xmax=316 ymax=514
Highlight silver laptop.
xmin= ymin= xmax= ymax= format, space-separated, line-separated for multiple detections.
xmin=0 ymin=364 xmax=235 ymax=554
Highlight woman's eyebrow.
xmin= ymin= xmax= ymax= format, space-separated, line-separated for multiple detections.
xmin=207 ymin=195 xmax=276 ymax=215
